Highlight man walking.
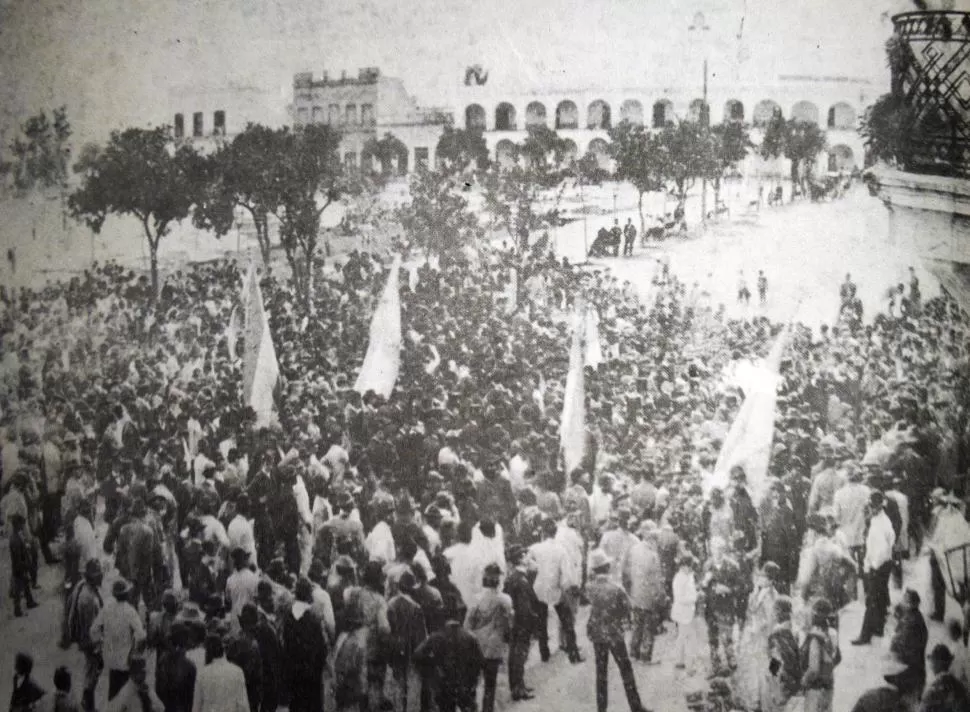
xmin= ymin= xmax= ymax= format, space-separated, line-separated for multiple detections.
xmin=465 ymin=563 xmax=512 ymax=712
xmin=610 ymin=219 xmax=622 ymax=257
xmin=529 ymin=518 xmax=582 ymax=663
xmin=586 ymin=549 xmax=650 ymax=712
xmin=620 ymin=524 xmax=665 ymax=663
xmin=852 ymin=491 xmax=896 ymax=645
xmin=67 ymin=560 xmax=105 ymax=712
xmin=503 ymin=546 xmax=537 ymax=701
xmin=89 ymin=579 xmax=146 ymax=700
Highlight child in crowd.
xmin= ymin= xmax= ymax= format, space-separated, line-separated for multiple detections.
xmin=671 ymin=553 xmax=698 ymax=671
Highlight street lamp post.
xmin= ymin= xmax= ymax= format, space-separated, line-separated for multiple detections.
xmin=689 ymin=12 xmax=710 ymax=227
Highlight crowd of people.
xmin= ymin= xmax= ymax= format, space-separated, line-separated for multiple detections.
xmin=1 ymin=228 xmax=969 ymax=712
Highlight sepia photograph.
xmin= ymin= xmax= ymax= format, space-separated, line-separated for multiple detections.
xmin=1 ymin=0 xmax=970 ymax=710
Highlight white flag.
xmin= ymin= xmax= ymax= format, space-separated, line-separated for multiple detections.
xmin=560 ymin=303 xmax=586 ymax=474
xmin=708 ymin=329 xmax=789 ymax=505
xmin=354 ymin=257 xmax=402 ymax=398
xmin=241 ymin=265 xmax=280 ymax=428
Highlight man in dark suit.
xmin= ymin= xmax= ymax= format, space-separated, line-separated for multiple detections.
xmin=502 ymin=546 xmax=537 ymax=701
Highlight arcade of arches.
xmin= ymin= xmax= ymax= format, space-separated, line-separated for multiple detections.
xmin=464 ymin=99 xmax=858 ymax=132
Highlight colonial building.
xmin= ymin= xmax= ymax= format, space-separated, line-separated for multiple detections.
xmin=455 ymin=73 xmax=874 ymax=174
xmin=291 ymin=68 xmax=451 ymax=174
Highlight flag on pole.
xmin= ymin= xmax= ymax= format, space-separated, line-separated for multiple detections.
xmin=241 ymin=265 xmax=280 ymax=428
xmin=354 ymin=257 xmax=402 ymax=398
xmin=560 ymin=301 xmax=586 ymax=474
xmin=707 ymin=328 xmax=789 ymax=505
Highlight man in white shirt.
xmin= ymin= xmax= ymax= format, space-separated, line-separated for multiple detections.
xmin=226 ymin=496 xmax=258 ymax=570
xmin=832 ymin=465 xmax=871 ymax=572
xmin=365 ymin=505 xmax=396 ymax=565
xmin=852 ymin=491 xmax=896 ymax=645
xmin=225 ymin=548 xmax=259 ymax=627
xmin=89 ymin=579 xmax=147 ymax=700
xmin=529 ymin=518 xmax=583 ymax=663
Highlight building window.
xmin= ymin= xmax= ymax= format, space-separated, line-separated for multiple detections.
xmin=345 ymin=152 xmax=357 ymax=169
xmin=174 ymin=113 xmax=184 ymax=138
xmin=213 ymin=110 xmax=226 ymax=136
xmin=345 ymin=104 xmax=357 ymax=125
xmin=415 ymin=147 xmax=429 ymax=170
xmin=311 ymin=106 xmax=323 ymax=123
xmin=297 ymin=107 xmax=309 ymax=125
xmin=329 ymin=104 xmax=340 ymax=124
xmin=361 ymin=104 xmax=374 ymax=126
xmin=192 ymin=112 xmax=204 ymax=137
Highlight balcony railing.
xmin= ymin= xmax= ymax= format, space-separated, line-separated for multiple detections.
xmin=891 ymin=11 xmax=970 ymax=177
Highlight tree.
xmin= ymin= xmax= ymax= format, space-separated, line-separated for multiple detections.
xmin=398 ymin=168 xmax=481 ymax=260
xmin=785 ymin=119 xmax=827 ymax=193
xmin=192 ymin=123 xmax=286 ymax=271
xmin=273 ymin=124 xmax=345 ymax=306
xmin=435 ymin=126 xmax=490 ymax=175
xmin=68 ymin=126 xmax=202 ymax=297
xmin=9 ymin=107 xmax=72 ymax=193
xmin=654 ymin=120 xmax=719 ymax=223
xmin=365 ymin=133 xmax=408 ymax=176
xmin=859 ymin=93 xmax=917 ymax=169
xmin=759 ymin=108 xmax=787 ymax=160
xmin=72 ymin=143 xmax=102 ymax=179
xmin=609 ymin=120 xmax=664 ymax=235
xmin=481 ymin=126 xmax=572 ymax=252
xmin=709 ymin=121 xmax=752 ymax=209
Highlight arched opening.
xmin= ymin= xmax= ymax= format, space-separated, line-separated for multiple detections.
xmin=587 ymin=100 xmax=612 ymax=130
xmin=652 ymin=100 xmax=674 ymax=128
xmin=465 ymin=104 xmax=487 ymax=131
xmin=827 ymin=144 xmax=855 ymax=172
xmin=495 ymin=103 xmax=517 ymax=131
xmin=496 ymin=139 xmax=517 ymax=170
xmin=724 ymin=99 xmax=744 ymax=122
xmin=689 ymin=99 xmax=709 ymax=124
xmin=556 ymin=100 xmax=579 ymax=130
xmin=752 ymin=100 xmax=782 ymax=127
xmin=827 ymin=102 xmax=856 ymax=130
xmin=791 ymin=101 xmax=820 ymax=125
xmin=525 ymin=102 xmax=547 ymax=128
xmin=620 ymin=100 xmax=644 ymax=126
xmin=588 ymin=138 xmax=611 ymax=172
xmin=562 ymin=139 xmax=579 ymax=165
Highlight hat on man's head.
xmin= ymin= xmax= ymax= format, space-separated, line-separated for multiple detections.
xmin=869 ymin=491 xmax=886 ymax=508
xmin=589 ymin=549 xmax=612 ymax=573
xmin=84 ymin=559 xmax=103 ymax=581
xmin=111 ymin=579 xmax=132 ymax=598
xmin=928 ymin=643 xmax=955 ymax=666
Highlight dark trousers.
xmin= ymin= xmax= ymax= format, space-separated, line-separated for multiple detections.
xmin=630 ymin=607 xmax=659 ymax=660
xmin=930 ymin=553 xmax=947 ymax=620
xmin=10 ymin=573 xmax=36 ymax=612
xmin=593 ymin=640 xmax=643 ymax=712
xmin=859 ymin=561 xmax=892 ymax=639
xmin=623 ymin=237 xmax=635 ymax=256
xmin=481 ymin=659 xmax=501 ymax=712
xmin=41 ymin=492 xmax=62 ymax=545
xmin=508 ymin=627 xmax=531 ymax=692
xmin=537 ymin=601 xmax=577 ymax=658
xmin=436 ymin=687 xmax=476 ymax=712
xmin=290 ymin=677 xmax=323 ymax=712
xmin=108 ymin=669 xmax=130 ymax=700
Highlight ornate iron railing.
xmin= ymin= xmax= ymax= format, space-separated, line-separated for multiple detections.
xmin=891 ymin=11 xmax=970 ymax=177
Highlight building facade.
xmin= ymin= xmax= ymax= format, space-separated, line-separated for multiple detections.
xmin=291 ymin=68 xmax=451 ymax=174
xmin=454 ymin=73 xmax=874 ymax=174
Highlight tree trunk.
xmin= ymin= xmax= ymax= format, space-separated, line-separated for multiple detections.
xmin=149 ymin=250 xmax=159 ymax=302
xmin=253 ymin=208 xmax=272 ymax=273
xmin=790 ymin=159 xmax=800 ymax=200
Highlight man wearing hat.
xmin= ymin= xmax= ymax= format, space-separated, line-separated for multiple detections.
xmin=921 ymin=643 xmax=970 ymax=712
xmin=503 ymin=545 xmax=538 ymax=701
xmin=89 ymin=578 xmax=147 ymax=700
xmin=226 ymin=546 xmax=260 ymax=626
xmin=465 ymin=563 xmax=513 ymax=712
xmin=67 ymin=559 xmax=104 ymax=712
xmin=852 ymin=491 xmax=896 ymax=645
xmin=832 ymin=463 xmax=871 ymax=578
xmin=585 ymin=549 xmax=650 ymax=712
xmin=118 ymin=496 xmax=164 ymax=616
xmin=620 ymin=522 xmax=665 ymax=663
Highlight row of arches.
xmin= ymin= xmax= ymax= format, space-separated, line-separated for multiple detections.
xmin=466 ymin=99 xmax=858 ymax=132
